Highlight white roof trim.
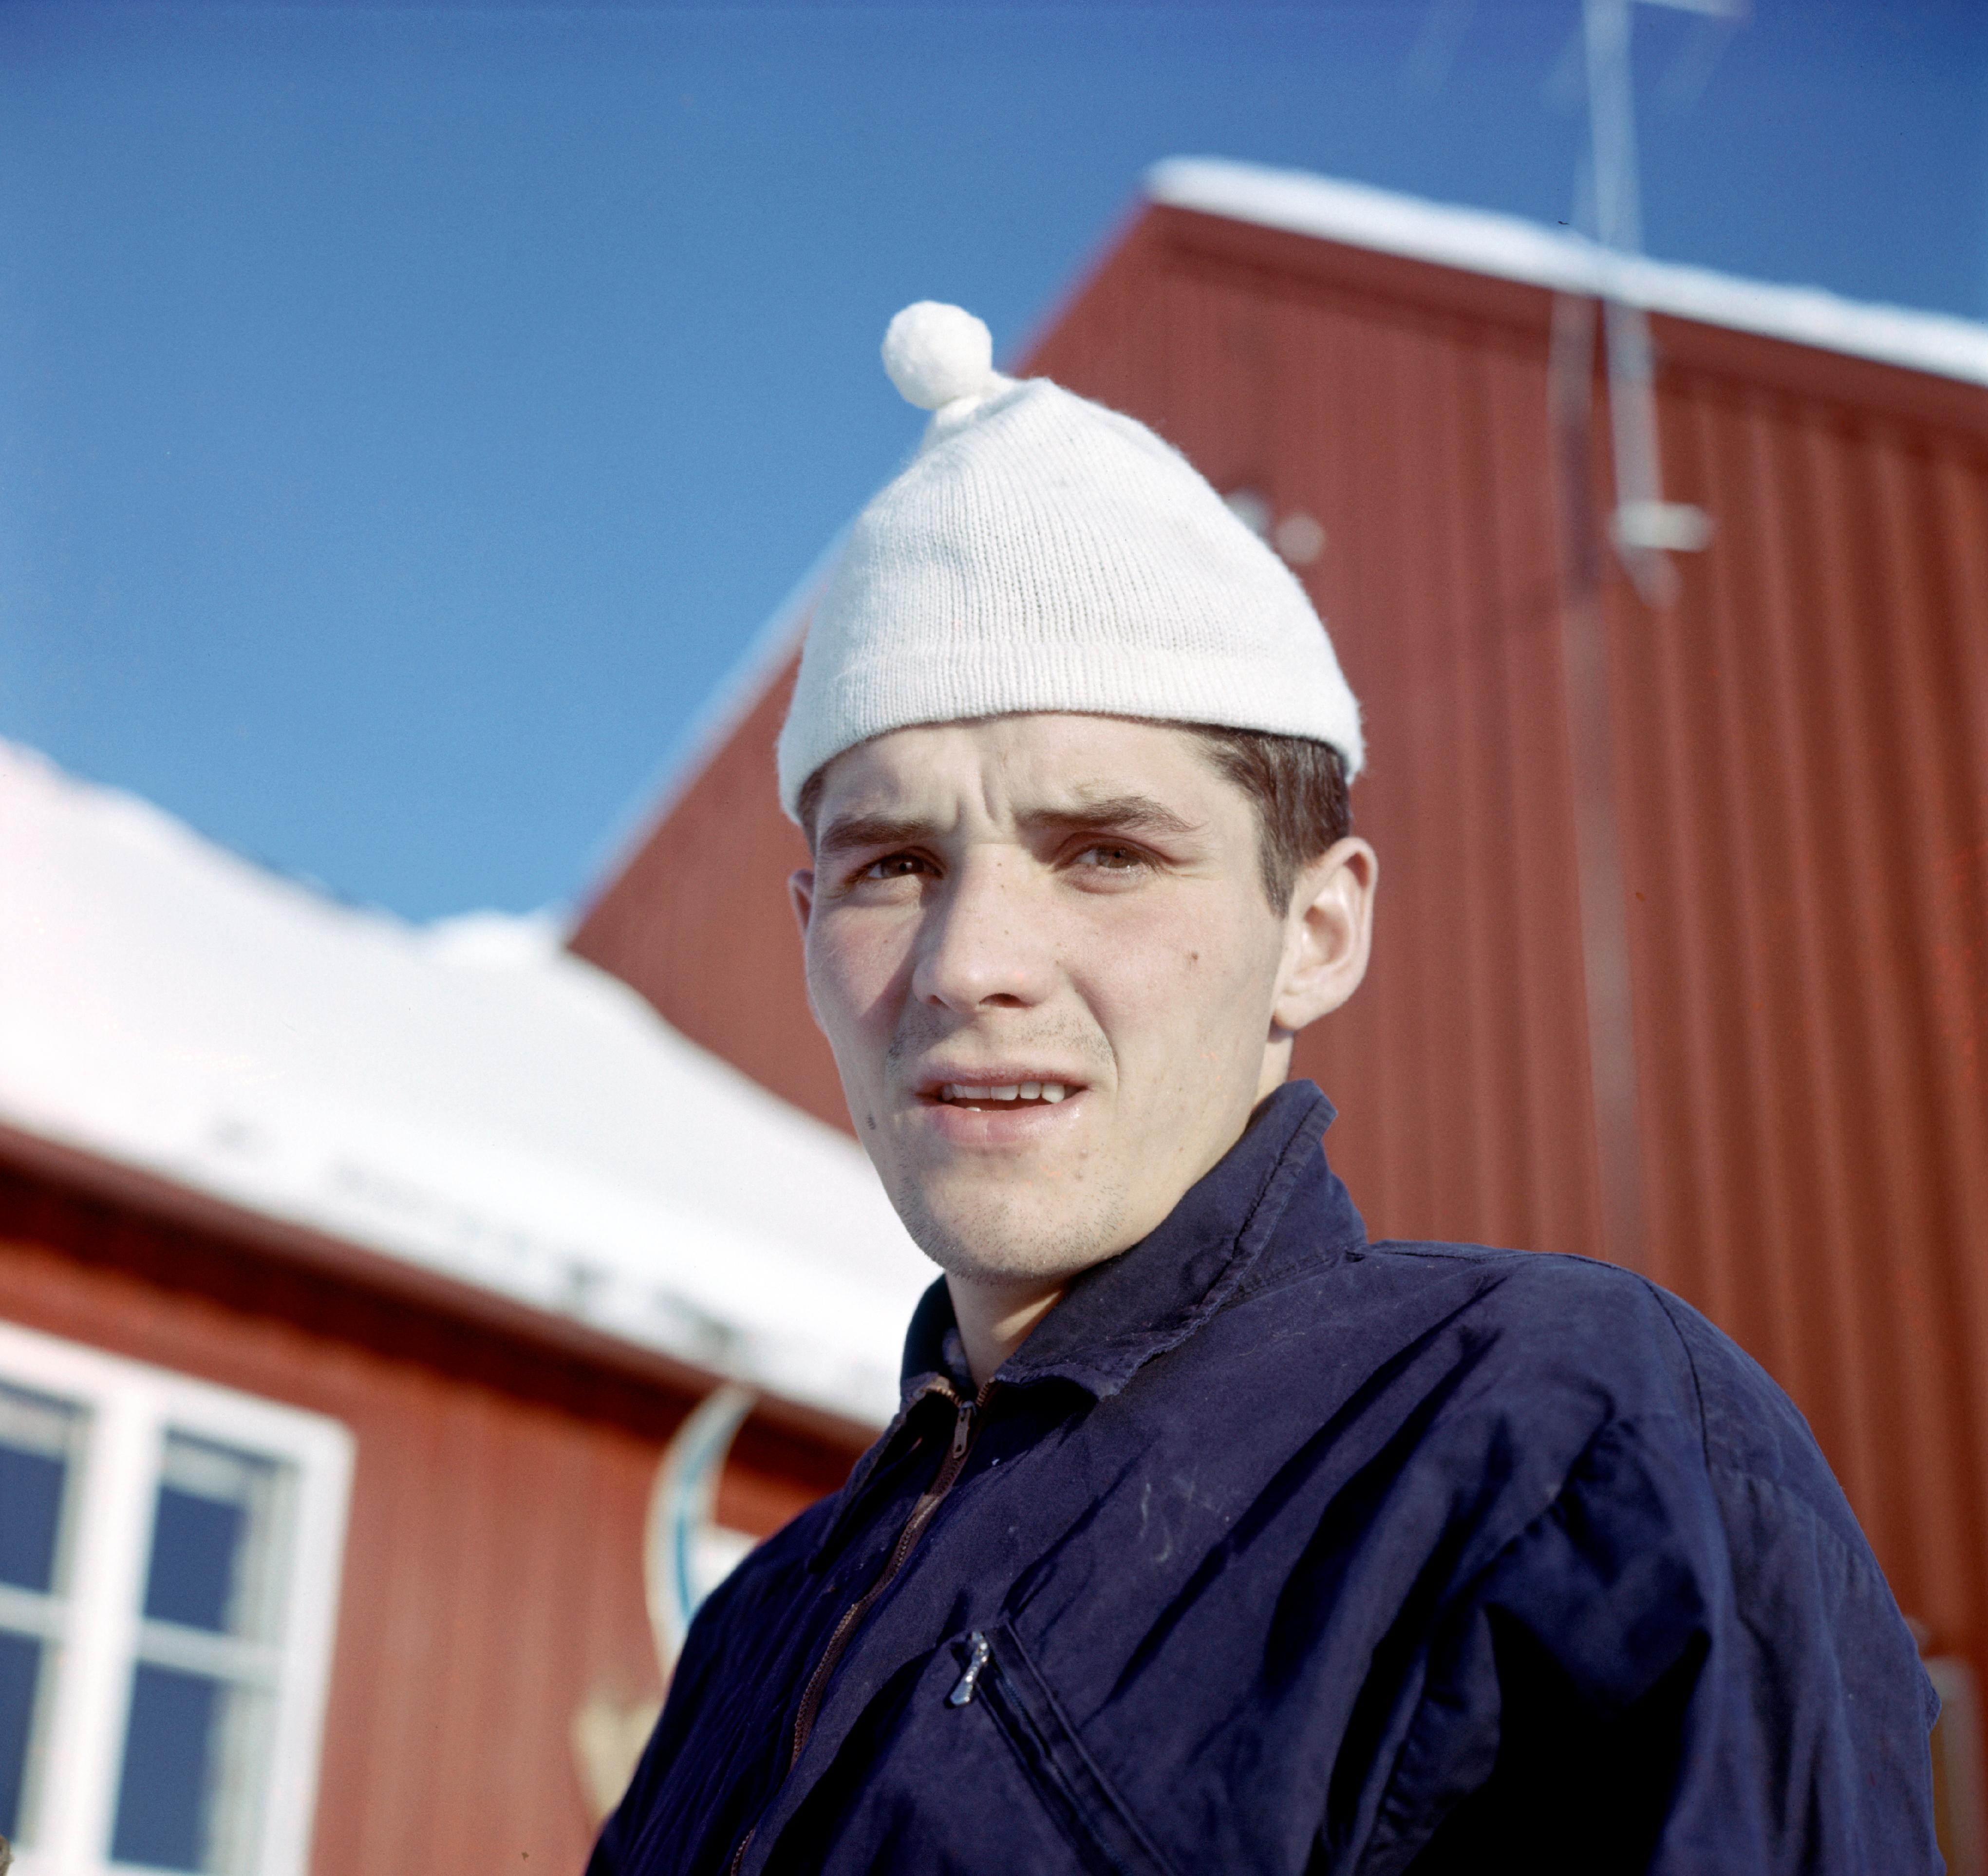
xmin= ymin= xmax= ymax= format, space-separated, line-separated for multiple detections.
xmin=1147 ymin=157 xmax=1988 ymax=391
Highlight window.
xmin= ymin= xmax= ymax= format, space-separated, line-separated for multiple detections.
xmin=0 ymin=1320 xmax=352 ymax=1876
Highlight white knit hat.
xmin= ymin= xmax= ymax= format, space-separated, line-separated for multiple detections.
xmin=776 ymin=301 xmax=1363 ymax=818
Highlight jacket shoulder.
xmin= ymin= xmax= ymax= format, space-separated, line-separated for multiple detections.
xmin=1358 ymin=1238 xmax=1701 ymax=1400
xmin=1363 ymin=1240 xmax=1859 ymax=1544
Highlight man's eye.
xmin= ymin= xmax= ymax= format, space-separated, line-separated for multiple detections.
xmin=860 ymin=854 xmax=930 ymax=880
xmin=1075 ymin=844 xmax=1144 ymax=871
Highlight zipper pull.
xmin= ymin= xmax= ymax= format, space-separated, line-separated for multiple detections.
xmin=947 ymin=1631 xmax=991 ymax=1707
xmin=950 ymin=1399 xmax=974 ymax=1460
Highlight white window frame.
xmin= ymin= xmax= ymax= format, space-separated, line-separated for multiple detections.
xmin=0 ymin=1318 xmax=353 ymax=1876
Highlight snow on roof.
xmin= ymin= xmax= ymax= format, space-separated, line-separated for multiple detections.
xmin=1147 ymin=158 xmax=1988 ymax=390
xmin=0 ymin=741 xmax=934 ymax=1425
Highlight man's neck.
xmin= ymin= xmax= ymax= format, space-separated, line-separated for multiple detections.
xmin=946 ymin=1274 xmax=1066 ymax=1388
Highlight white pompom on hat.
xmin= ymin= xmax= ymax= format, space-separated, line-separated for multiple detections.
xmin=776 ymin=302 xmax=1363 ymax=819
xmin=881 ymin=301 xmax=1004 ymax=411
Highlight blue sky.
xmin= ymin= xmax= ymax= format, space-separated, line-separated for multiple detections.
xmin=2 ymin=0 xmax=1982 ymax=920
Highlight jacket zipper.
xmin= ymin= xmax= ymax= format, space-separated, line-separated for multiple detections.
xmin=788 ymin=1380 xmax=992 ymax=1764
xmin=726 ymin=1377 xmax=994 ymax=1876
xmin=946 ymin=1631 xmax=991 ymax=1706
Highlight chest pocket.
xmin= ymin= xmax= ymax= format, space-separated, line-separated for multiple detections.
xmin=950 ymin=1622 xmax=1179 ymax=1876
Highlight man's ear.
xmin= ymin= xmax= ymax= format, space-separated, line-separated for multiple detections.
xmin=788 ymin=868 xmax=816 ymax=941
xmin=788 ymin=869 xmax=826 ymax=1028
xmin=1271 ymin=837 xmax=1378 ymax=1035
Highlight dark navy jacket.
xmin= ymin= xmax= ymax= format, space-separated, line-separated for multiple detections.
xmin=592 ymin=1082 xmax=1940 ymax=1875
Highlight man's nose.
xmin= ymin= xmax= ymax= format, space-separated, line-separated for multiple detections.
xmin=909 ymin=853 xmax=1055 ymax=1013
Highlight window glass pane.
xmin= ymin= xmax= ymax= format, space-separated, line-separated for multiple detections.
xmin=121 ymin=1435 xmax=292 ymax=1873
xmin=143 ymin=1437 xmax=285 ymax=1640
xmin=112 ymin=1662 xmax=217 ymax=1871
xmin=0 ymin=1628 xmax=45 ymax=1842
xmin=0 ymin=1384 xmax=82 ymax=1594
xmin=145 ymin=1492 xmax=244 ymax=1633
xmin=112 ymin=1665 xmax=268 ymax=1876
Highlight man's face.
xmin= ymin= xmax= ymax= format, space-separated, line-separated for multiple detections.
xmin=791 ymin=713 xmax=1333 ymax=1293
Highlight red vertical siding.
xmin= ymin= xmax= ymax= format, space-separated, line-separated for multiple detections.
xmin=1604 ymin=349 xmax=1988 ymax=1670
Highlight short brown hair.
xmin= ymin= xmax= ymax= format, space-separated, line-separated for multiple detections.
xmin=1184 ymin=725 xmax=1352 ymax=911
xmin=795 ymin=723 xmax=1352 ymax=913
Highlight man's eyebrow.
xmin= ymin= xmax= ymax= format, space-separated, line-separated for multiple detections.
xmin=1018 ymin=794 xmax=1203 ymax=840
xmin=815 ymin=812 xmax=942 ymax=858
xmin=816 ymin=794 xmax=1203 ymax=857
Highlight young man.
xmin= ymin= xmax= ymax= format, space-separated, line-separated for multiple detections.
xmin=592 ymin=303 xmax=1938 ymax=1874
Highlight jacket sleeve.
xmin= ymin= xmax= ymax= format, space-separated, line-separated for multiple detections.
xmin=1380 ymin=1409 xmax=1941 ymax=1876
xmin=584 ymin=1567 xmax=766 ymax=1876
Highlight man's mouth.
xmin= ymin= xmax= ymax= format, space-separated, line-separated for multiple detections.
xmin=930 ymin=1081 xmax=1074 ymax=1110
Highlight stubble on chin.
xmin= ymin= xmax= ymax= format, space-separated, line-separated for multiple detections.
xmin=886 ymin=1167 xmax=1135 ymax=1292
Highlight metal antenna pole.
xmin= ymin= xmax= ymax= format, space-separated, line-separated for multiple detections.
xmin=1550 ymin=0 xmax=1737 ymax=1266
xmin=1582 ymin=0 xmax=1720 ymax=605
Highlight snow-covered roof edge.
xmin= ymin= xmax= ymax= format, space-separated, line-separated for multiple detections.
xmin=0 ymin=740 xmax=935 ymax=1427
xmin=1147 ymin=157 xmax=1988 ymax=391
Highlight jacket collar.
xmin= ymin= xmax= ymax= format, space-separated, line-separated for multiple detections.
xmin=899 ymin=1079 xmax=1364 ymax=1407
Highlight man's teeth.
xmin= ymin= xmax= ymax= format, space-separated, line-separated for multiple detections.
xmin=941 ymin=1083 xmax=1069 ymax=1104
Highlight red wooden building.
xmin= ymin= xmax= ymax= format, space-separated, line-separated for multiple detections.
xmin=0 ymin=743 xmax=931 ymax=1876
xmin=570 ymin=159 xmax=1988 ymax=1860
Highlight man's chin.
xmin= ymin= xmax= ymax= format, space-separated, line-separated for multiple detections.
xmin=888 ymin=1180 xmax=1131 ymax=1293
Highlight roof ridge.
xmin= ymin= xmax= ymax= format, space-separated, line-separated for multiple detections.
xmin=1146 ymin=156 xmax=1988 ymax=390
